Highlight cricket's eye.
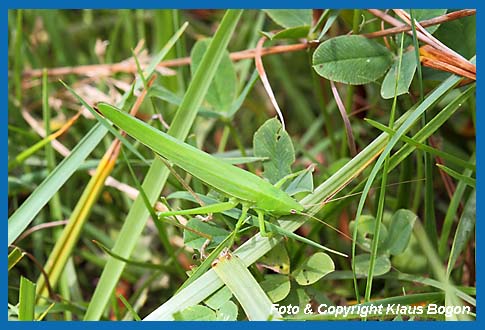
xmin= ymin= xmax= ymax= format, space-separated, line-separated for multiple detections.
xmin=290 ymin=209 xmax=297 ymax=214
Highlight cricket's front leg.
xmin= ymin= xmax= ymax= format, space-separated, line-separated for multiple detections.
xmin=228 ymin=203 xmax=250 ymax=247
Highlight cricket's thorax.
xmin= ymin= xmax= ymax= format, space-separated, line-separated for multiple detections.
xmin=255 ymin=188 xmax=304 ymax=215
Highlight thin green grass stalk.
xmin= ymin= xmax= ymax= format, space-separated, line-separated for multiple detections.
xmin=118 ymin=294 xmax=141 ymax=321
xmin=227 ymin=121 xmax=255 ymax=173
xmin=310 ymin=9 xmax=330 ymax=36
xmin=217 ymin=125 xmax=231 ymax=153
xmin=121 ymin=10 xmax=135 ymax=50
xmin=13 ymin=10 xmax=23 ymax=107
xmin=412 ymin=150 xmax=424 ymax=213
xmin=438 ymin=155 xmax=475 ymax=256
xmin=42 ymin=69 xmax=63 ymax=221
xmin=364 ymin=32 xmax=404 ymax=303
xmin=124 ymin=270 xmax=163 ymax=320
xmin=396 ymin=156 xmax=413 ymax=208
xmin=92 ymin=240 xmax=177 ymax=272
xmin=237 ymin=11 xmax=265 ymax=90
xmin=172 ymin=10 xmax=188 ymax=92
xmin=317 ymin=10 xmax=339 ymax=41
xmin=436 ymin=164 xmax=475 ymax=188
xmin=43 ymin=69 xmax=72 ymax=320
xmin=41 ymin=11 xmax=71 ymax=65
xmin=105 ymin=12 xmax=124 ymax=63
xmin=446 ymin=190 xmax=475 ymax=277
xmin=410 ymin=10 xmax=438 ymax=246
xmin=84 ymin=10 xmax=243 ymax=320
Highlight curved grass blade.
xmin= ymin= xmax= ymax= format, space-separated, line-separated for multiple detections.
xmin=366 ymin=118 xmax=475 ymax=171
xmin=436 ymin=164 xmax=475 ymax=188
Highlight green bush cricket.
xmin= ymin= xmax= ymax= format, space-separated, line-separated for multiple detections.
xmin=95 ymin=102 xmax=345 ymax=257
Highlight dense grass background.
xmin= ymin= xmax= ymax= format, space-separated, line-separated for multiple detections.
xmin=8 ymin=9 xmax=475 ymax=321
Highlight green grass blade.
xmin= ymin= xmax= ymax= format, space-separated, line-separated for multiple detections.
xmin=212 ymin=251 xmax=281 ymax=320
xmin=84 ymin=10 xmax=243 ymax=320
xmin=8 ymin=247 xmax=25 ymax=271
xmin=366 ymin=118 xmax=475 ymax=171
xmin=18 ymin=276 xmax=36 ymax=321
xmin=439 ymin=156 xmax=475 ymax=256
xmin=118 ymin=294 xmax=141 ymax=321
xmin=8 ymin=123 xmax=107 ymax=246
xmin=364 ymin=32 xmax=404 ymax=303
xmin=411 ymin=9 xmax=439 ymax=254
xmin=447 ymin=190 xmax=475 ymax=276
xmin=436 ymin=164 xmax=476 ymax=188
xmin=13 ymin=10 xmax=23 ymax=106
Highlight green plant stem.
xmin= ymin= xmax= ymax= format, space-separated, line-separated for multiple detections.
xmin=13 ymin=10 xmax=23 ymax=107
xmin=364 ymin=33 xmax=403 ymax=303
xmin=410 ymin=10 xmax=438 ymax=247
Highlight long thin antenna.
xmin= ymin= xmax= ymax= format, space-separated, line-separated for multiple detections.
xmin=295 ymin=210 xmax=352 ymax=241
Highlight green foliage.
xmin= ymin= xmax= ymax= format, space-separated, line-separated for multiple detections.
xmin=190 ymin=38 xmax=237 ymax=113
xmin=292 ymin=252 xmax=334 ymax=285
xmin=447 ymin=191 xmax=476 ymax=275
xmin=174 ymin=305 xmax=217 ymax=320
xmin=384 ymin=209 xmax=417 ymax=255
xmin=18 ymin=276 xmax=36 ymax=321
xmin=8 ymin=9 xmax=475 ymax=321
xmin=354 ymin=254 xmax=391 ymax=277
xmin=264 ymin=9 xmax=312 ymax=28
xmin=381 ymin=51 xmax=417 ymax=99
xmin=183 ymin=218 xmax=231 ymax=251
xmin=263 ymin=10 xmax=312 ymax=39
xmin=260 ymin=275 xmax=291 ymax=302
xmin=312 ymin=35 xmax=393 ymax=85
xmin=253 ymin=118 xmax=295 ymax=184
xmin=434 ymin=13 xmax=476 ymax=58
